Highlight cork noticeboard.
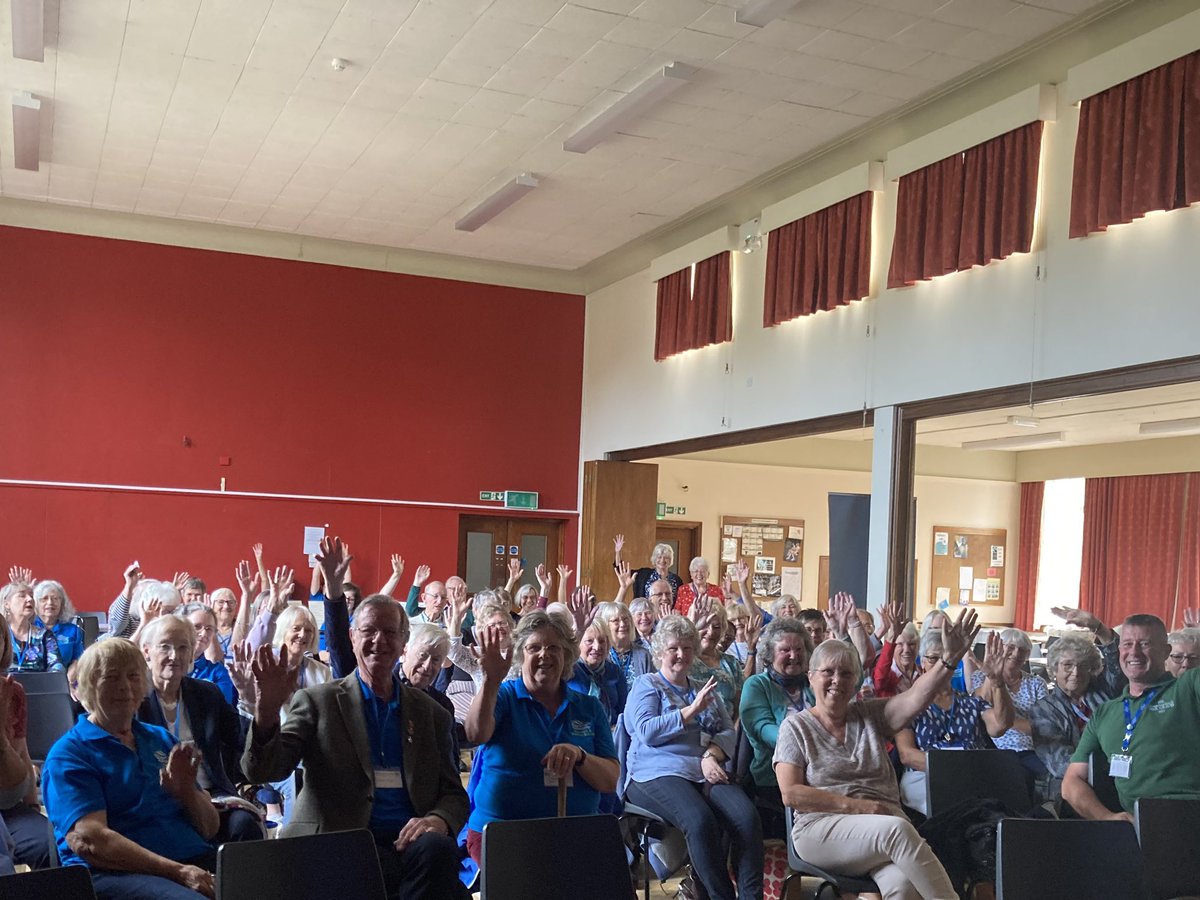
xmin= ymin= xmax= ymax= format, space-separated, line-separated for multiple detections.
xmin=929 ymin=526 xmax=1007 ymax=608
xmin=719 ymin=515 xmax=805 ymax=601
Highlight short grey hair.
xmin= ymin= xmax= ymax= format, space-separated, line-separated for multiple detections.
xmin=1168 ymin=627 xmax=1200 ymax=648
xmin=650 ymin=614 xmax=699 ymax=660
xmin=512 ymin=610 xmax=579 ymax=675
xmin=1046 ymin=634 xmax=1103 ymax=678
xmin=473 ymin=589 xmax=500 ymax=614
xmin=997 ymin=627 xmax=1032 ymax=653
xmin=919 ymin=628 xmax=944 ymax=659
xmin=133 ymin=579 xmax=182 ymax=617
xmin=628 ymin=597 xmax=656 ymax=619
xmin=139 ymin=614 xmax=197 ymax=656
xmin=595 ymin=601 xmax=633 ymax=631
xmin=406 ymin=621 xmax=450 ymax=657
xmin=513 ymin=584 xmax=538 ymax=606
xmin=651 ymin=543 xmax=674 ymax=566
xmin=33 ymin=580 xmax=77 ymax=620
xmin=756 ymin=617 xmax=812 ymax=670
xmin=178 ymin=602 xmax=216 ymax=626
xmin=771 ymin=595 xmax=799 ymax=616
xmin=688 ymin=557 xmax=709 ymax=575
xmin=897 ymin=623 xmax=920 ymax=645
xmin=809 ymin=638 xmax=862 ymax=684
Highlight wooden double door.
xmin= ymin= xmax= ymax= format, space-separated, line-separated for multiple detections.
xmin=458 ymin=515 xmax=565 ymax=595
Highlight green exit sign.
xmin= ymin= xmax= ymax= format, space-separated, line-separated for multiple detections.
xmin=656 ymin=502 xmax=686 ymax=517
xmin=504 ymin=490 xmax=539 ymax=510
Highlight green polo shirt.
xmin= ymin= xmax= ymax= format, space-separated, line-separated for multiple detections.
xmin=1071 ymin=668 xmax=1200 ymax=812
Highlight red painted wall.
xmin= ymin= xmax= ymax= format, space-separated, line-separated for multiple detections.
xmin=0 ymin=226 xmax=584 ymax=608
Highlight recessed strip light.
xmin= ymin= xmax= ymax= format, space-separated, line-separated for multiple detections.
xmin=735 ymin=0 xmax=806 ymax=28
xmin=10 ymin=0 xmax=45 ymax=62
xmin=1006 ymin=415 xmax=1040 ymax=428
xmin=563 ymin=62 xmax=695 ymax=154
xmin=961 ymin=431 xmax=1065 ymax=451
xmin=12 ymin=91 xmax=41 ymax=171
xmin=1138 ymin=417 xmax=1200 ymax=437
xmin=454 ymin=173 xmax=539 ymax=232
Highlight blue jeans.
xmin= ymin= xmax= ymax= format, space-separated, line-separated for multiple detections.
xmin=90 ymin=870 xmax=208 ymax=900
xmin=627 ymin=776 xmax=763 ymax=900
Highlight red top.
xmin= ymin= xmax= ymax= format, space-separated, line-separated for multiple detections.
xmin=9 ymin=681 xmax=27 ymax=741
xmin=674 ymin=582 xmax=726 ymax=616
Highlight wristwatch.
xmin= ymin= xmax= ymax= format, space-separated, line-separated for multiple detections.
xmin=575 ymin=748 xmax=587 ymax=768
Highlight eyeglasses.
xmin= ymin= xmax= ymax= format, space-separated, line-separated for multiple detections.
xmin=1058 ymin=662 xmax=1082 ymax=671
xmin=1169 ymin=653 xmax=1200 ymax=664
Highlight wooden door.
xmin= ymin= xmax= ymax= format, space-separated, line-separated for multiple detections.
xmin=655 ymin=520 xmax=702 ymax=578
xmin=580 ymin=460 xmax=659 ymax=602
xmin=458 ymin=516 xmax=564 ymax=595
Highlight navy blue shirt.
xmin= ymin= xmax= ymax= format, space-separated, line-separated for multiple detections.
xmin=43 ymin=717 xmax=212 ymax=868
xmin=356 ymin=673 xmax=416 ymax=831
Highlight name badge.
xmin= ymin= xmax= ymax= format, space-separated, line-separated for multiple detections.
xmin=375 ymin=768 xmax=406 ymax=789
xmin=1109 ymin=754 xmax=1132 ymax=779
xmin=543 ymin=768 xmax=574 ymax=788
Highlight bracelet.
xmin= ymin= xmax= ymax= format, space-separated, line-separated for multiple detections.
xmin=701 ymin=750 xmax=716 ymax=761
xmin=575 ymin=748 xmax=587 ymax=768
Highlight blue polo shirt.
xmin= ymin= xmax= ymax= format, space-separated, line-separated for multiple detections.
xmin=467 ymin=680 xmax=615 ymax=832
xmin=42 ymin=620 xmax=84 ymax=668
xmin=189 ymin=656 xmax=237 ymax=705
xmin=357 ymin=673 xmax=416 ymax=831
xmin=42 ymin=717 xmax=213 ymax=868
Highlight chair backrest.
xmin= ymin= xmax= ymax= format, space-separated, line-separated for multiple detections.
xmin=25 ymin=693 xmax=78 ymax=763
xmin=996 ymin=818 xmax=1150 ymax=899
xmin=0 ymin=865 xmax=97 ymax=900
xmin=732 ymin=721 xmax=753 ymax=787
xmin=615 ymin=713 xmax=632 ymax=797
xmin=10 ymin=670 xmax=70 ymax=695
xmin=216 ymin=829 xmax=385 ymax=900
xmin=925 ymin=749 xmax=1033 ymax=818
xmin=1135 ymin=797 xmax=1200 ymax=900
xmin=1087 ymin=750 xmax=1125 ymax=814
xmin=74 ymin=615 xmax=101 ymax=648
xmin=481 ymin=814 xmax=634 ymax=900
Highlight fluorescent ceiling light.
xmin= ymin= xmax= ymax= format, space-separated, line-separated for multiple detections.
xmin=563 ymin=63 xmax=695 ymax=154
xmin=1007 ymin=415 xmax=1040 ymax=428
xmin=736 ymin=0 xmax=805 ymax=27
xmin=12 ymin=91 xmax=41 ymax=171
xmin=1138 ymin=417 xmax=1200 ymax=436
xmin=454 ymin=173 xmax=538 ymax=232
xmin=10 ymin=0 xmax=44 ymax=62
xmin=962 ymin=431 xmax=1065 ymax=451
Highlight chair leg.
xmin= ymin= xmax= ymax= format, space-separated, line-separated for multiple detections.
xmin=641 ymin=830 xmax=652 ymax=900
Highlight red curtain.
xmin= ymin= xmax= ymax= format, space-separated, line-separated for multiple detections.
xmin=691 ymin=252 xmax=732 ymax=348
xmin=1014 ymin=481 xmax=1044 ymax=631
xmin=653 ymin=253 xmax=732 ymax=361
xmin=763 ymin=192 xmax=873 ymax=326
xmin=653 ymin=269 xmax=691 ymax=361
xmin=1175 ymin=473 xmax=1200 ymax=621
xmin=1078 ymin=473 xmax=1190 ymax=627
xmin=888 ymin=122 xmax=1043 ymax=288
xmin=1070 ymin=49 xmax=1200 ymax=238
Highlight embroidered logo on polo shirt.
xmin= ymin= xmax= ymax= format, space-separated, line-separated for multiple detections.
xmin=1149 ymin=700 xmax=1175 ymax=713
xmin=570 ymin=719 xmax=594 ymax=737
xmin=155 ymin=750 xmax=169 ymax=766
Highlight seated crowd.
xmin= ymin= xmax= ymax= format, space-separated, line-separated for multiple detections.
xmin=2 ymin=537 xmax=1198 ymax=900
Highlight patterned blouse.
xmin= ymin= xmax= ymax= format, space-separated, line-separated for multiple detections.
xmin=970 ymin=671 xmax=1046 ymax=752
xmin=8 ymin=624 xmax=63 ymax=673
xmin=910 ymin=691 xmax=992 ymax=751
xmin=689 ymin=652 xmax=744 ymax=719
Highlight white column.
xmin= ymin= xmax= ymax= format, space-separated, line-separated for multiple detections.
xmin=866 ymin=406 xmax=898 ymax=615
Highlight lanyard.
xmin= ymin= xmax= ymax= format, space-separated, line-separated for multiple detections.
xmin=1121 ymin=688 xmax=1160 ymax=753
xmin=362 ymin=675 xmax=403 ymax=768
xmin=1070 ymin=699 xmax=1092 ymax=729
xmin=658 ymin=674 xmax=696 ymax=709
xmin=611 ymin=648 xmax=634 ymax=682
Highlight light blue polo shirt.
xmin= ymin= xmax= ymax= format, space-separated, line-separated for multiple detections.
xmin=43 ymin=717 xmax=213 ymax=868
xmin=467 ymin=680 xmax=615 ymax=831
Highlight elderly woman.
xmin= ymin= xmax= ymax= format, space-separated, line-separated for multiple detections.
xmin=968 ymin=628 xmax=1048 ymax=776
xmin=568 ymin=618 xmax=627 ymax=727
xmin=464 ymin=610 xmax=618 ymax=863
xmin=1166 ymin=627 xmax=1200 ymax=676
xmin=773 ymin=610 xmax=991 ymax=900
xmin=43 ymin=639 xmax=220 ymax=899
xmin=207 ymin=589 xmax=238 ymax=662
xmin=447 ymin=593 xmax=515 ymax=688
xmin=675 ymin=557 xmax=725 ymax=617
xmin=874 ymin=623 xmax=921 ymax=699
xmin=597 ymin=601 xmax=654 ymax=687
xmin=1029 ymin=635 xmax=1114 ymax=804
xmin=688 ymin=599 xmax=744 ymax=718
xmin=178 ymin=603 xmax=236 ymax=705
xmin=0 ymin=610 xmax=52 ymax=871
xmin=624 ymin=615 xmax=762 ymax=900
xmin=126 ymin=580 xmax=183 ymax=648
xmin=895 ymin=628 xmax=1013 ymax=815
xmin=921 ymin=609 xmax=974 ymax=692
xmin=614 ymin=535 xmax=683 ymax=604
xmin=3 ymin=583 xmax=63 ymax=673
xmin=34 ymin=580 xmax=84 ymax=671
xmin=136 ymin=617 xmax=258 ymax=844
xmin=772 ymin=595 xmax=800 ymax=620
xmin=740 ymin=619 xmax=814 ymax=800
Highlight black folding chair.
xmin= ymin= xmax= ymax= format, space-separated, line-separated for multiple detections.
xmin=216 ymin=829 xmax=385 ymax=900
xmin=25 ymin=692 xmax=77 ymax=763
xmin=481 ymin=814 xmax=634 ymax=900
xmin=1135 ymin=797 xmax=1200 ymax=900
xmin=925 ymin=749 xmax=1032 ymax=818
xmin=780 ymin=806 xmax=879 ymax=900
xmin=0 ymin=866 xmax=95 ymax=900
xmin=10 ymin=671 xmax=70 ymax=695
xmin=73 ymin=614 xmax=102 ymax=648
xmin=1087 ymin=750 xmax=1125 ymax=814
xmin=996 ymin=818 xmax=1150 ymax=899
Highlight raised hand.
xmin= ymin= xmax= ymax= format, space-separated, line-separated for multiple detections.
xmin=688 ymin=593 xmax=715 ymax=624
xmin=267 ymin=566 xmax=295 ymax=615
xmin=314 ymin=537 xmax=352 ymax=598
xmin=615 ymin=560 xmax=633 ymax=589
xmin=250 ymin=644 xmax=297 ymax=723
xmin=172 ymin=571 xmax=190 ymax=591
xmin=201 ymin=592 xmax=213 ymax=608
xmin=613 ymin=533 xmax=625 ymax=554
xmin=1185 ymin=608 xmax=1200 ymax=629
xmin=556 ymin=564 xmax=573 ymax=583
xmin=720 ymin=574 xmax=733 ymax=600
xmin=507 ymin=557 xmax=524 ymax=582
xmin=979 ymin=631 xmax=1006 ymax=680
xmin=656 ymin=593 xmax=673 ymax=621
xmin=449 ymin=587 xmax=473 ymax=629
xmin=228 ymin=641 xmax=255 ymax=699
xmin=682 ymin=676 xmax=718 ymax=722
xmin=391 ymin=554 xmax=405 ymax=578
xmin=940 ymin=607 xmax=981 ymax=666
xmin=123 ymin=561 xmax=143 ymax=595
xmin=535 ymin=563 xmax=552 ymax=595
xmin=568 ymin=586 xmax=594 ymax=634
xmin=7 ymin=565 xmax=32 ymax=585
xmin=745 ymin=613 xmax=764 ymax=651
xmin=251 ymin=543 xmax=264 ymax=562
xmin=1051 ymin=606 xmax=1102 ymax=631
xmin=234 ymin=561 xmax=254 ymax=595
xmin=829 ymin=592 xmax=856 ymax=634
xmin=142 ymin=598 xmax=163 ymax=622
xmin=734 ymin=558 xmax=750 ymax=584
xmin=412 ymin=564 xmax=431 ymax=588
xmin=478 ymin=623 xmax=513 ymax=683
xmin=160 ymin=743 xmax=201 ymax=800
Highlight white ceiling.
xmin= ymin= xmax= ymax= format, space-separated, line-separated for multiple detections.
xmin=0 ymin=0 xmax=1117 ymax=271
